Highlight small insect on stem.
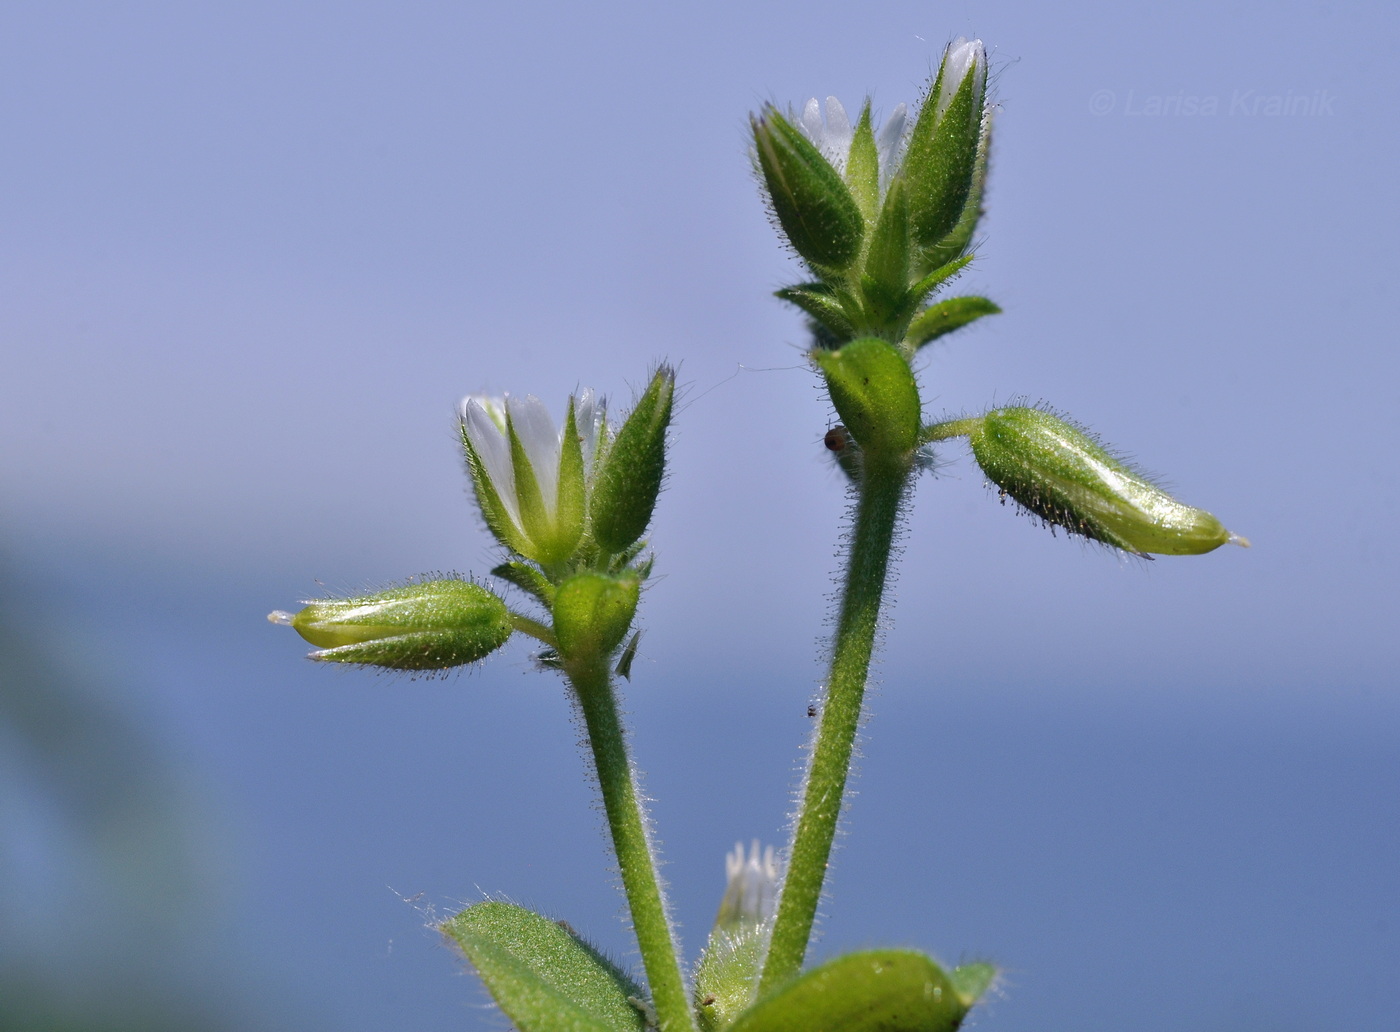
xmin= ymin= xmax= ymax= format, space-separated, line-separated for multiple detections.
xmin=807 ymin=704 xmax=818 ymax=718
xmin=823 ymin=425 xmax=850 ymax=452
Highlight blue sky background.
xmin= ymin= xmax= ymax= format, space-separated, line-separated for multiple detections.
xmin=2 ymin=2 xmax=1396 ymax=1030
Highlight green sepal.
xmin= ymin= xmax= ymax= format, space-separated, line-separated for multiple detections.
xmin=968 ymin=406 xmax=1244 ymax=556
xmin=492 ymin=561 xmax=557 ymax=608
xmin=441 ymin=901 xmax=648 ymax=1032
xmin=906 ymin=296 xmax=1000 ymax=350
xmin=507 ymin=407 xmax=553 ymax=560
xmin=812 ymin=338 xmax=921 ymax=458
xmin=590 ymin=367 xmax=674 ymax=555
xmin=908 ymin=254 xmax=973 ymax=304
xmin=920 ymin=112 xmax=992 ymax=272
xmin=774 ymin=284 xmax=855 ymax=342
xmin=845 ymin=101 xmax=881 ymax=222
xmin=283 ymin=578 xmax=513 ymax=670
xmin=614 ymin=630 xmax=641 ymax=680
xmin=554 ymin=397 xmax=588 ymax=556
xmin=751 ymin=107 xmax=864 ymax=273
xmin=948 ymin=962 xmax=997 ymax=1008
xmin=553 ymin=571 xmax=641 ymax=661
xmin=904 ymin=63 xmax=984 ymax=251
xmin=726 ymin=950 xmax=971 ymax=1032
xmin=860 ymin=177 xmax=913 ymax=329
xmin=461 ymin=425 xmax=532 ymax=557
xmin=693 ymin=923 xmax=769 ymax=1032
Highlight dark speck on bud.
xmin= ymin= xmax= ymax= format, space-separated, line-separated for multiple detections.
xmin=269 ymin=577 xmax=513 ymax=671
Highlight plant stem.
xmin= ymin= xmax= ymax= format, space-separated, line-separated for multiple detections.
xmin=759 ymin=453 xmax=911 ymax=993
xmin=567 ymin=654 xmax=695 ymax=1032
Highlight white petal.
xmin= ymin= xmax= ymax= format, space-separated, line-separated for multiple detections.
xmin=876 ymin=102 xmax=908 ymax=184
xmin=462 ymin=396 xmax=521 ymax=528
xmin=574 ymin=387 xmax=606 ymax=473
xmin=800 ymin=97 xmax=823 ymax=142
xmin=507 ymin=394 xmax=564 ymax=515
xmin=935 ymin=37 xmax=986 ymax=122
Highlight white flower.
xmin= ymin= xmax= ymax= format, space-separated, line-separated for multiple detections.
xmin=795 ymin=38 xmax=984 ymax=194
xmin=797 ymin=96 xmax=907 ymax=186
xmin=716 ymin=840 xmax=780 ymax=929
xmin=459 ymin=389 xmax=605 ymax=558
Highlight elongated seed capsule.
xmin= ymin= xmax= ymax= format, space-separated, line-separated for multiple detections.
xmin=967 ymin=406 xmax=1247 ymax=556
xmin=268 ymin=578 xmax=513 ymax=670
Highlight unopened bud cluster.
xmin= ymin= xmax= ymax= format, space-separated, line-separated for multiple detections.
xmin=752 ymin=38 xmax=999 ymax=353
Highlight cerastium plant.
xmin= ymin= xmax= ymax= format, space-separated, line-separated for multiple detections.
xmin=270 ymin=37 xmax=1246 ymax=1032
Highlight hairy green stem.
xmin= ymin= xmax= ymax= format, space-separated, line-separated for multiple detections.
xmin=759 ymin=453 xmax=911 ymax=992
xmin=567 ymin=655 xmax=695 ymax=1032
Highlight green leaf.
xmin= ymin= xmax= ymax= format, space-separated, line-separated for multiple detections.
xmin=775 ymin=284 xmax=856 ymax=341
xmin=905 ymin=296 xmax=1000 ymax=350
xmin=845 ymin=101 xmax=881 ymax=222
xmin=727 ymin=950 xmax=971 ymax=1032
xmin=442 ymin=901 xmax=648 ymax=1032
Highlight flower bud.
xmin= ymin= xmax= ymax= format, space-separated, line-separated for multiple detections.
xmin=968 ymin=407 xmax=1246 ymax=556
xmin=902 ymin=37 xmax=988 ymax=253
xmin=751 ymin=107 xmax=865 ymax=273
xmin=589 ymin=366 xmax=674 ymax=555
xmin=460 ymin=390 xmax=603 ymax=567
xmin=552 ymin=571 xmax=641 ymax=661
xmin=812 ymin=338 xmax=921 ymax=459
xmin=268 ymin=578 xmax=513 ymax=670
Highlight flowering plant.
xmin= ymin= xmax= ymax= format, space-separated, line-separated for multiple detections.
xmin=271 ymin=36 xmax=1243 ymax=1032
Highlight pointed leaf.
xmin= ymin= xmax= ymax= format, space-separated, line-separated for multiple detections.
xmin=442 ymin=901 xmax=648 ymax=1032
xmin=727 ymin=950 xmax=970 ymax=1032
xmin=906 ymin=296 xmax=1001 ymax=350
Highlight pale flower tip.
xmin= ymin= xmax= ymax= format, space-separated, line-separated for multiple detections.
xmin=1228 ymin=532 xmax=1252 ymax=548
xmin=268 ymin=610 xmax=295 ymax=626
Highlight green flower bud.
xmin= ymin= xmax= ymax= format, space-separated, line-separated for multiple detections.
xmin=589 ymin=366 xmax=674 ymax=555
xmin=552 ymin=571 xmax=641 ymax=661
xmin=903 ymin=37 xmax=989 ymax=254
xmin=812 ymin=338 xmax=921 ymax=459
xmin=968 ymin=406 xmax=1248 ymax=556
xmin=751 ymin=106 xmax=865 ymax=273
xmin=268 ymin=578 xmax=513 ymax=670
